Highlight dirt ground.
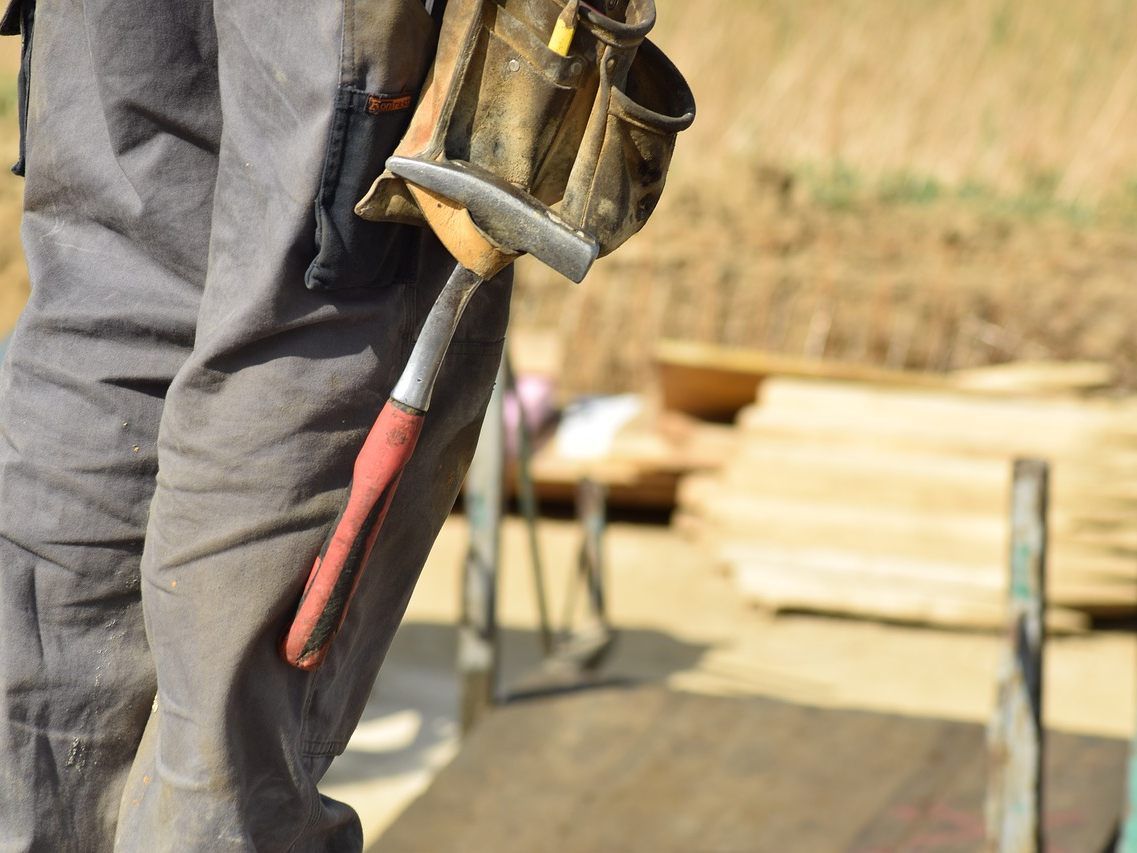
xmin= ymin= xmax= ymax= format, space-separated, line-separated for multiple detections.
xmin=512 ymin=176 xmax=1137 ymax=397
xmin=321 ymin=514 xmax=1137 ymax=847
xmin=506 ymin=0 xmax=1137 ymax=396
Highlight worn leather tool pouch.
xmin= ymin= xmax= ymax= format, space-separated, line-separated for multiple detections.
xmin=356 ymin=0 xmax=693 ymax=258
xmin=560 ymin=36 xmax=694 ymax=255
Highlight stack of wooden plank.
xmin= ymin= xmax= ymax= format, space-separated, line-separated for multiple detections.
xmin=677 ymin=377 xmax=1137 ymax=631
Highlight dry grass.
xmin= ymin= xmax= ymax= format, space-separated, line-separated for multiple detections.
xmin=516 ymin=186 xmax=1137 ymax=394
xmin=654 ymin=0 xmax=1137 ymax=209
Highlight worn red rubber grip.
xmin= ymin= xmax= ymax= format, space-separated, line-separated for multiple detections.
xmin=282 ymin=400 xmax=424 ymax=671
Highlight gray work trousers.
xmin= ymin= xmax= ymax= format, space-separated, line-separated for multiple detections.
xmin=0 ymin=0 xmax=509 ymax=849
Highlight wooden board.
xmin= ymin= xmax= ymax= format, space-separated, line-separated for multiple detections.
xmin=511 ymin=459 xmax=682 ymax=510
xmin=729 ymin=555 xmax=1098 ymax=631
xmin=654 ymin=339 xmax=945 ymax=420
xmin=676 ymin=375 xmax=1137 ymax=626
xmin=653 ymin=341 xmax=1116 ymax=421
xmin=712 ymin=438 xmax=1137 ymax=515
xmin=744 ymin=382 xmax=1137 ymax=456
xmin=375 ymin=687 xmax=1127 ymax=853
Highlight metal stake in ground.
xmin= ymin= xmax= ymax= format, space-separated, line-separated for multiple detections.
xmin=458 ymin=355 xmax=506 ymax=732
xmin=555 ymin=479 xmax=614 ymax=671
xmin=986 ymin=458 xmax=1048 ymax=853
xmin=504 ymin=351 xmax=554 ymax=655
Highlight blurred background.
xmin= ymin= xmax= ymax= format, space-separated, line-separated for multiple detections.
xmin=2 ymin=2 xmax=1136 ymax=850
xmin=519 ymin=0 xmax=1137 ymax=395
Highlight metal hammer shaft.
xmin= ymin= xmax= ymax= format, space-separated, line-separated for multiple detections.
xmin=392 ymin=265 xmax=484 ymax=411
xmin=281 ymin=264 xmax=483 ymax=670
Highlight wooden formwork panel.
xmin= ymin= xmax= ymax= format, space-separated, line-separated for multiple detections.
xmin=376 ymin=687 xmax=1126 ymax=852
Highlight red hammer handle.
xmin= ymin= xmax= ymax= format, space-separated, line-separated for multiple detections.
xmin=281 ymin=400 xmax=424 ymax=670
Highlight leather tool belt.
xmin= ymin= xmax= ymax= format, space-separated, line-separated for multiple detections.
xmin=355 ymin=0 xmax=694 ymax=258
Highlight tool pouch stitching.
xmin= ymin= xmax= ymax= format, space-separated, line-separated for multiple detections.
xmin=461 ymin=7 xmax=594 ymax=204
xmin=2 ymin=0 xmax=34 ymax=177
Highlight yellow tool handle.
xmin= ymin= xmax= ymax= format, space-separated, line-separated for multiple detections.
xmin=548 ymin=0 xmax=580 ymax=56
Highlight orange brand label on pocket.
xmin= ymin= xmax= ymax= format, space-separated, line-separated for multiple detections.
xmin=366 ymin=95 xmax=413 ymax=115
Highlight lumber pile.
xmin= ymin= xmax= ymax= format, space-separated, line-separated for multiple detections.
xmin=677 ymin=377 xmax=1137 ymax=630
xmin=654 ymin=338 xmax=1118 ymax=422
xmin=500 ymin=332 xmax=736 ymax=510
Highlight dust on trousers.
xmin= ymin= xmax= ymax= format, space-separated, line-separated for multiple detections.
xmin=0 ymin=0 xmax=509 ymax=849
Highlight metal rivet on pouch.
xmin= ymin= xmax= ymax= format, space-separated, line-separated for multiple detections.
xmin=507 ymin=58 xmax=521 ymax=72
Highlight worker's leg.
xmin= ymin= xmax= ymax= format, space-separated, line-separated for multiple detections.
xmin=112 ymin=1 xmax=510 ymax=850
xmin=0 ymin=0 xmax=221 ymax=848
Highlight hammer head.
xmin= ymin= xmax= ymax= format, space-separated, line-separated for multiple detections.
xmin=387 ymin=156 xmax=599 ymax=283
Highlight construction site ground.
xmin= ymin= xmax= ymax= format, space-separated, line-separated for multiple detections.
xmin=320 ymin=513 xmax=1137 ymax=848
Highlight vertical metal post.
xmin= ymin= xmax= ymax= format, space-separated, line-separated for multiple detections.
xmin=503 ymin=353 xmax=553 ymax=655
xmin=458 ymin=356 xmax=505 ymax=733
xmin=553 ymin=479 xmax=614 ymax=672
xmin=578 ymin=479 xmax=609 ymax=631
xmin=986 ymin=458 xmax=1048 ymax=853
xmin=1120 ymin=728 xmax=1137 ymax=852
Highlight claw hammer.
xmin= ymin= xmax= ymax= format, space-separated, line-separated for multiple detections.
xmin=281 ymin=157 xmax=598 ymax=670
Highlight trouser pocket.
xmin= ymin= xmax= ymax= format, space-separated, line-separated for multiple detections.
xmin=306 ymin=87 xmax=424 ymax=291
xmin=1 ymin=0 xmax=34 ymax=177
xmin=305 ymin=0 xmax=440 ymax=291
